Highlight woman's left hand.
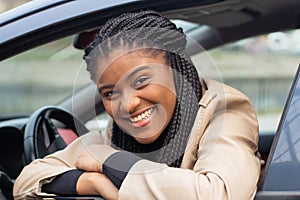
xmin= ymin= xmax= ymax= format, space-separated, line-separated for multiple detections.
xmin=76 ymin=172 xmax=119 ymax=200
xmin=75 ymin=144 xmax=118 ymax=172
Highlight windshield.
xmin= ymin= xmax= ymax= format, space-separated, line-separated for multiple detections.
xmin=0 ymin=36 xmax=91 ymax=117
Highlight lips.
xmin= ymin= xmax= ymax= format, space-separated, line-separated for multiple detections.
xmin=130 ymin=108 xmax=153 ymax=124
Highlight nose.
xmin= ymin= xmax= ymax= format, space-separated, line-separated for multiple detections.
xmin=120 ymin=92 xmax=140 ymax=114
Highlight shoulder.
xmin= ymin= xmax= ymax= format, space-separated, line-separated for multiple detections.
xmin=200 ymin=79 xmax=255 ymax=113
xmin=182 ymin=79 xmax=259 ymax=169
xmin=196 ymin=78 xmax=258 ymax=144
xmin=201 ymin=78 xmax=250 ymax=101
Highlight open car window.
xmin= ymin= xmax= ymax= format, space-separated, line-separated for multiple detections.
xmin=192 ymin=29 xmax=300 ymax=136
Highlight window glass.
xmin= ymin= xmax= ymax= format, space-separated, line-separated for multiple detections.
xmin=0 ymin=36 xmax=91 ymax=117
xmin=192 ymin=29 xmax=300 ymax=134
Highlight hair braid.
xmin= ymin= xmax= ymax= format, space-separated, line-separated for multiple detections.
xmin=84 ymin=10 xmax=202 ymax=167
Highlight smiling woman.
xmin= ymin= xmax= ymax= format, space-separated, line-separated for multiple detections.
xmin=97 ymin=51 xmax=176 ymax=145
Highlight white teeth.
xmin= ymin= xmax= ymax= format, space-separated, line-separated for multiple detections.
xmin=130 ymin=108 xmax=153 ymax=123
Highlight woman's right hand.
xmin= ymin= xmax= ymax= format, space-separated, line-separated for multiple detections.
xmin=75 ymin=144 xmax=118 ymax=172
xmin=76 ymin=171 xmax=118 ymax=200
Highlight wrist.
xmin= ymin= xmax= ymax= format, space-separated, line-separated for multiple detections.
xmin=76 ymin=172 xmax=103 ymax=195
xmin=77 ymin=172 xmax=118 ymax=200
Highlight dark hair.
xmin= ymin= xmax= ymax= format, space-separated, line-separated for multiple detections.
xmin=84 ymin=10 xmax=202 ymax=167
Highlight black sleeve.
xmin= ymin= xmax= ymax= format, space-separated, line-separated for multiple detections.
xmin=102 ymin=151 xmax=142 ymax=189
xmin=42 ymin=169 xmax=84 ymax=196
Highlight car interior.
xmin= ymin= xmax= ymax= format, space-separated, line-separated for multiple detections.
xmin=1 ymin=0 xmax=300 ymax=199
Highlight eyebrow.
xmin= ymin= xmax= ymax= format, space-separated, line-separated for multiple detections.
xmin=98 ymin=66 xmax=151 ymax=93
xmin=126 ymin=65 xmax=151 ymax=81
xmin=98 ymin=84 xmax=114 ymax=94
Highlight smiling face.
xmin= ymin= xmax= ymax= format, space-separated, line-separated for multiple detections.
xmin=97 ymin=50 xmax=176 ymax=144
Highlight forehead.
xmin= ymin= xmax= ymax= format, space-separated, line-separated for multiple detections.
xmin=97 ymin=50 xmax=167 ymax=84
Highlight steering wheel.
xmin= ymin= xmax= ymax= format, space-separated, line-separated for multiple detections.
xmin=24 ymin=106 xmax=89 ymax=164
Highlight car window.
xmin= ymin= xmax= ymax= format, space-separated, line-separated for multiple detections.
xmin=259 ymin=65 xmax=300 ymax=191
xmin=192 ymin=29 xmax=300 ymax=135
xmin=0 ymin=36 xmax=91 ymax=117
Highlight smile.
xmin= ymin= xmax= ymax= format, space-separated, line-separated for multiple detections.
xmin=130 ymin=108 xmax=153 ymax=123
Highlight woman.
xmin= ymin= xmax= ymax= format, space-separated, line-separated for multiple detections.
xmin=13 ymin=10 xmax=261 ymax=200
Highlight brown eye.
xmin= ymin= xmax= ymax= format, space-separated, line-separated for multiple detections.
xmin=103 ymin=90 xmax=120 ymax=100
xmin=104 ymin=91 xmax=113 ymax=97
xmin=134 ymin=76 xmax=150 ymax=89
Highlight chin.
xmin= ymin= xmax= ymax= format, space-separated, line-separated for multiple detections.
xmin=134 ymin=134 xmax=160 ymax=144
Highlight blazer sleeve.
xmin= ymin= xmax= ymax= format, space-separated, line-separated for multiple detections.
xmin=13 ymin=131 xmax=106 ymax=199
xmin=118 ymin=87 xmax=261 ymax=200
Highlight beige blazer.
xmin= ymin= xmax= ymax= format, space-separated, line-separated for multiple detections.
xmin=13 ymin=79 xmax=261 ymax=200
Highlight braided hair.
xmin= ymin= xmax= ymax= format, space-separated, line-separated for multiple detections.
xmin=84 ymin=10 xmax=202 ymax=167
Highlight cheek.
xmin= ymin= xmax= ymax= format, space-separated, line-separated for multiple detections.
xmin=162 ymin=89 xmax=176 ymax=119
xmin=147 ymin=84 xmax=176 ymax=113
xmin=103 ymin=100 xmax=114 ymax=118
xmin=103 ymin=99 xmax=123 ymax=120
xmin=157 ymin=86 xmax=176 ymax=122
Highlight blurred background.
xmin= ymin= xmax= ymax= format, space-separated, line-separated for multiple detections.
xmin=0 ymin=0 xmax=30 ymax=12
